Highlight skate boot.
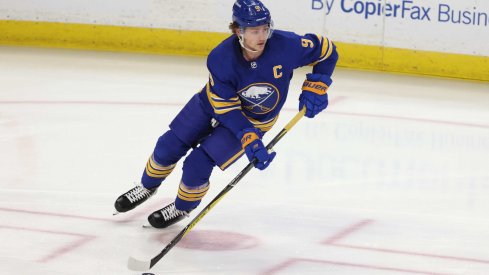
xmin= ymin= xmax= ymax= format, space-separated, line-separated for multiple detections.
xmin=114 ymin=184 xmax=157 ymax=214
xmin=147 ymin=202 xmax=190 ymax=228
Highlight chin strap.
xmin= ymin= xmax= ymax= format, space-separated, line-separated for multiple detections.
xmin=238 ymin=34 xmax=260 ymax=53
xmin=237 ymin=22 xmax=274 ymax=53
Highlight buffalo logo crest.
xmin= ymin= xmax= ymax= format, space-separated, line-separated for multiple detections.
xmin=238 ymin=83 xmax=280 ymax=114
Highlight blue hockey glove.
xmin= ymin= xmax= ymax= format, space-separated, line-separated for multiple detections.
xmin=238 ymin=128 xmax=276 ymax=170
xmin=299 ymin=73 xmax=331 ymax=118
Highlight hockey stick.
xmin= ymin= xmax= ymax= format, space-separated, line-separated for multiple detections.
xmin=127 ymin=107 xmax=306 ymax=271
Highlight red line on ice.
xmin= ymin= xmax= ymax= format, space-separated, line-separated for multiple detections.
xmin=331 ymin=243 xmax=489 ymax=265
xmin=261 ymin=258 xmax=451 ymax=275
xmin=322 ymin=219 xmax=374 ymax=244
xmin=323 ymin=219 xmax=489 ymax=265
xmin=0 ymin=224 xmax=96 ymax=263
xmin=0 ymin=207 xmax=111 ymax=222
xmin=0 ymin=198 xmax=171 ymax=224
xmin=1 ymin=99 xmax=486 ymax=129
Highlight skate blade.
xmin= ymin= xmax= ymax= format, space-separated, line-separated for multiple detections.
xmin=112 ymin=211 xmax=120 ymax=216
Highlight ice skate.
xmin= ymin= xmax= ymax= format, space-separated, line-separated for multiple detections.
xmin=113 ymin=184 xmax=157 ymax=215
xmin=146 ymin=202 xmax=190 ymax=228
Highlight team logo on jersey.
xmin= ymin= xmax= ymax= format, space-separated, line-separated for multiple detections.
xmin=238 ymin=83 xmax=280 ymax=114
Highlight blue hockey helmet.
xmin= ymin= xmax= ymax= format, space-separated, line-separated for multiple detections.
xmin=232 ymin=0 xmax=272 ymax=28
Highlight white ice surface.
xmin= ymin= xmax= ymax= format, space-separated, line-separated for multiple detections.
xmin=1 ymin=46 xmax=489 ymax=275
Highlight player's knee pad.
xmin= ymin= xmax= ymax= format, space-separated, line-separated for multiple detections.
xmin=153 ymin=130 xmax=190 ymax=165
xmin=182 ymin=146 xmax=215 ymax=185
xmin=142 ymin=130 xmax=190 ymax=188
xmin=175 ymin=147 xmax=215 ymax=211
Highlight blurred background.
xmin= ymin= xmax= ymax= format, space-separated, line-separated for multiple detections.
xmin=1 ymin=1 xmax=488 ymax=274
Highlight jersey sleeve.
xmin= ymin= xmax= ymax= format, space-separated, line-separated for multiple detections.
xmin=204 ymin=53 xmax=254 ymax=137
xmin=292 ymin=33 xmax=339 ymax=78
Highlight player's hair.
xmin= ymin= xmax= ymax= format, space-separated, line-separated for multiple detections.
xmin=229 ymin=22 xmax=240 ymax=35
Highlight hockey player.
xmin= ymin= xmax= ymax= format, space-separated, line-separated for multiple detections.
xmin=114 ymin=0 xmax=338 ymax=228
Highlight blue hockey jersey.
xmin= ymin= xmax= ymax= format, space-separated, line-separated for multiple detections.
xmin=198 ymin=29 xmax=338 ymax=137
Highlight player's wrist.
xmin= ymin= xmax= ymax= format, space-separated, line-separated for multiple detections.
xmin=237 ymin=128 xmax=263 ymax=149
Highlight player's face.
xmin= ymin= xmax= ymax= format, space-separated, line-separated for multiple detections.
xmin=241 ymin=25 xmax=270 ymax=52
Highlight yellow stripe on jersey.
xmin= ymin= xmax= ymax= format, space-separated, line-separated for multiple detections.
xmin=245 ymin=115 xmax=279 ymax=132
xmin=206 ymin=82 xmax=242 ymax=115
xmin=219 ymin=149 xmax=245 ymax=170
xmin=308 ymin=35 xmax=334 ymax=67
xmin=145 ymin=154 xmax=176 ymax=178
xmin=317 ymin=35 xmax=334 ymax=62
xmin=177 ymin=181 xmax=210 ymax=202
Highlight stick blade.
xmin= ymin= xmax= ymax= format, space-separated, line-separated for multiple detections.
xmin=127 ymin=256 xmax=151 ymax=271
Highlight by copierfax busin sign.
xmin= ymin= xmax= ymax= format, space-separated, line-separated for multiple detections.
xmin=312 ymin=0 xmax=488 ymax=26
